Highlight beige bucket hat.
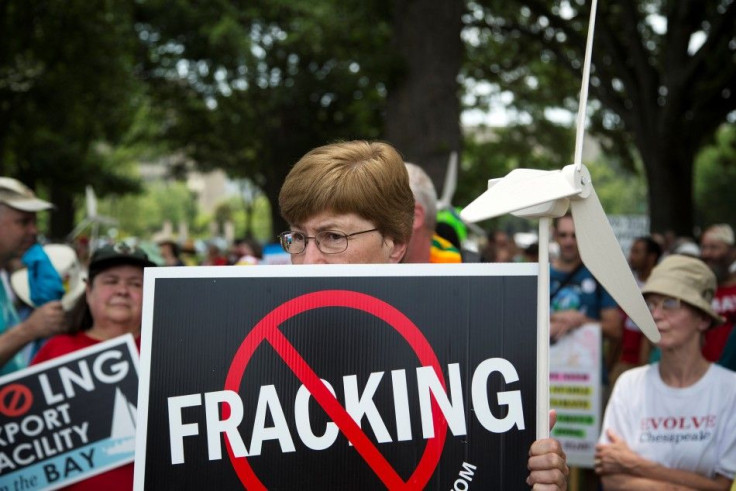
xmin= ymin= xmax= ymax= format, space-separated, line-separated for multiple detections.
xmin=641 ymin=254 xmax=725 ymax=326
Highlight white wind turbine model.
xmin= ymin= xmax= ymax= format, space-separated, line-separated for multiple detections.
xmin=437 ymin=151 xmax=458 ymax=212
xmin=460 ymin=0 xmax=660 ymax=439
xmin=436 ymin=151 xmax=487 ymax=239
xmin=67 ymin=185 xmax=118 ymax=254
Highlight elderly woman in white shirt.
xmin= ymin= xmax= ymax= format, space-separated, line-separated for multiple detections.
xmin=595 ymin=255 xmax=736 ymax=490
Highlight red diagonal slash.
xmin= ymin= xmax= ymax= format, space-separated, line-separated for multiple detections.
xmin=224 ymin=290 xmax=448 ymax=490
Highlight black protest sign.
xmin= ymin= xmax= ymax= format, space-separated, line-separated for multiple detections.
xmin=0 ymin=335 xmax=138 ymax=491
xmin=135 ymin=264 xmax=538 ymax=490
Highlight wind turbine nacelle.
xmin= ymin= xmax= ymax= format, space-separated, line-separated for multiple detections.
xmin=513 ymin=165 xmax=592 ymax=218
xmin=512 ymin=199 xmax=570 ymax=219
xmin=460 ymin=165 xmax=587 ymax=223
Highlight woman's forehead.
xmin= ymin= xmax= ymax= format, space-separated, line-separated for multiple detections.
xmin=294 ymin=211 xmax=373 ymax=230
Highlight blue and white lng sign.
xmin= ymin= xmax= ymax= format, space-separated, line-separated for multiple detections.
xmin=0 ymin=335 xmax=138 ymax=490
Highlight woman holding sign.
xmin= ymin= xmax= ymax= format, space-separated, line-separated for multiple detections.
xmin=595 ymin=255 xmax=736 ymax=490
xmin=31 ymin=243 xmax=156 ymax=491
xmin=278 ymin=140 xmax=569 ymax=490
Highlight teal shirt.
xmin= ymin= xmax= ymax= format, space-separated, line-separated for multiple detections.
xmin=0 ymin=279 xmax=24 ymax=376
xmin=718 ymin=328 xmax=736 ymax=372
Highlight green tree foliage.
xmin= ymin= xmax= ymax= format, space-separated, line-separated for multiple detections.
xmin=695 ymin=124 xmax=736 ymax=226
xmin=0 ymin=1 xmax=144 ymax=237
xmin=456 ymin=120 xmax=576 ymax=208
xmin=97 ymin=180 xmax=198 ymax=239
xmin=456 ymin=121 xmax=647 ymax=234
xmin=3 ymin=0 xmax=730 ymax=242
xmin=587 ymin=158 xmax=647 ymax=215
xmin=135 ymin=0 xmax=396 ymax=234
xmin=464 ymin=0 xmax=736 ymax=234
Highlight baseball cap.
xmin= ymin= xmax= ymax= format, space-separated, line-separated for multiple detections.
xmin=0 ymin=177 xmax=54 ymax=212
xmin=642 ymin=255 xmax=725 ymax=326
xmin=88 ymin=242 xmax=156 ymax=282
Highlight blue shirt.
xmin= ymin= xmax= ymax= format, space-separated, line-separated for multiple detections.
xmin=550 ymin=264 xmax=617 ymax=318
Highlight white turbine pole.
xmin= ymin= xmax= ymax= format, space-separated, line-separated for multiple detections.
xmin=536 ymin=217 xmax=551 ymax=438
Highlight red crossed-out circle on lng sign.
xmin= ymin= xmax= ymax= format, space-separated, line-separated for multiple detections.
xmin=0 ymin=383 xmax=33 ymax=417
xmin=224 ymin=290 xmax=448 ymax=490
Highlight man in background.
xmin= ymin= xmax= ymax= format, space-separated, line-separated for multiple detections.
xmin=403 ymin=163 xmax=461 ymax=263
xmin=0 ymin=177 xmax=66 ymax=374
xmin=700 ymin=224 xmax=736 ymax=364
xmin=609 ymin=236 xmax=662 ymax=384
xmin=550 ymin=213 xmax=622 ymax=345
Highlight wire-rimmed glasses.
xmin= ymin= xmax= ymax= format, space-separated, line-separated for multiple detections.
xmin=278 ymin=229 xmax=378 ymax=255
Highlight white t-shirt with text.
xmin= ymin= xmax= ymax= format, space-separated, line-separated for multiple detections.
xmin=599 ymin=363 xmax=736 ymax=480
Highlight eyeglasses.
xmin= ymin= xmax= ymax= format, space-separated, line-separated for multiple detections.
xmin=646 ymin=296 xmax=681 ymax=313
xmin=278 ymin=229 xmax=378 ymax=255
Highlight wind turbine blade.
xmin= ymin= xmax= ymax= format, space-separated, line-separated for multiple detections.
xmin=85 ymin=186 xmax=98 ymax=218
xmin=461 ymin=169 xmax=579 ymax=223
xmin=92 ymin=214 xmax=118 ymax=226
xmin=464 ymin=220 xmax=486 ymax=238
xmin=437 ymin=152 xmax=458 ymax=210
xmin=573 ymin=0 xmax=598 ymax=172
xmin=570 ymin=189 xmax=661 ymax=343
xmin=66 ymin=218 xmax=91 ymax=241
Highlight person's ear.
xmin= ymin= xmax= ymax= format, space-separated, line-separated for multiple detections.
xmin=388 ymin=240 xmax=408 ymax=263
xmin=413 ymin=202 xmax=425 ymax=232
xmin=696 ymin=312 xmax=711 ymax=333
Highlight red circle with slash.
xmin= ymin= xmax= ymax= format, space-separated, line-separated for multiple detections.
xmin=224 ymin=290 xmax=448 ymax=490
xmin=0 ymin=383 xmax=33 ymax=417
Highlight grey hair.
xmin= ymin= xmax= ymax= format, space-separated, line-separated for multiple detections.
xmin=405 ymin=163 xmax=437 ymax=231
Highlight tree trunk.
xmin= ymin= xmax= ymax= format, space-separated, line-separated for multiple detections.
xmin=267 ymin=192 xmax=287 ymax=238
xmin=49 ymin=188 xmax=75 ymax=241
xmin=263 ymin=166 xmax=290 ymax=239
xmin=643 ymin=145 xmax=695 ymax=237
xmin=243 ymin=202 xmax=254 ymax=240
xmin=385 ymin=0 xmax=464 ymax=194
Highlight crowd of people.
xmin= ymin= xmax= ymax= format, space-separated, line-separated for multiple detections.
xmin=1 ymin=139 xmax=735 ymax=489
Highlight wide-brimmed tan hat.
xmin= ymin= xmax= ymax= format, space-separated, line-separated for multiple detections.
xmin=642 ymin=254 xmax=725 ymax=326
xmin=0 ymin=177 xmax=54 ymax=212
xmin=11 ymin=244 xmax=86 ymax=311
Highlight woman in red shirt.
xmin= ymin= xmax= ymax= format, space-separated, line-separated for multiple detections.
xmin=33 ymin=242 xmax=155 ymax=490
